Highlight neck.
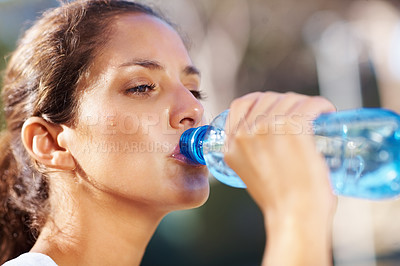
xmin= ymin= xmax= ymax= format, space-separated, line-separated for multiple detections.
xmin=31 ymin=175 xmax=166 ymax=266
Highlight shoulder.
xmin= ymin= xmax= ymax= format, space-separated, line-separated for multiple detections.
xmin=2 ymin=253 xmax=57 ymax=266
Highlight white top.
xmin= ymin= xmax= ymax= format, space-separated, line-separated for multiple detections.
xmin=2 ymin=253 xmax=57 ymax=266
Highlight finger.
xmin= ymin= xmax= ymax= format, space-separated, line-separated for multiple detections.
xmin=243 ymin=91 xmax=282 ymax=127
xmin=290 ymin=96 xmax=336 ymax=115
xmin=289 ymin=96 xmax=336 ymax=134
xmin=237 ymin=91 xmax=283 ymax=135
xmin=224 ymin=92 xmax=264 ymax=171
xmin=246 ymin=92 xmax=307 ymax=135
xmin=262 ymin=92 xmax=308 ymax=115
xmin=225 ymin=92 xmax=263 ymax=137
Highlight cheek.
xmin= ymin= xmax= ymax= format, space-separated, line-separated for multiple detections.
xmin=70 ymin=110 xmax=171 ymax=188
xmin=68 ymin=103 xmax=209 ymax=205
xmin=70 ymin=127 xmax=165 ymax=200
xmin=77 ymin=109 xmax=157 ymax=149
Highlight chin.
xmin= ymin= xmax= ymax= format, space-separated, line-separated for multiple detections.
xmin=173 ymin=170 xmax=210 ymax=210
xmin=187 ymin=183 xmax=210 ymax=208
xmin=162 ymin=162 xmax=210 ymax=210
xmin=176 ymin=188 xmax=210 ymax=211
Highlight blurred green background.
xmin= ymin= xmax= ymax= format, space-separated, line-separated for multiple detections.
xmin=2 ymin=0 xmax=400 ymax=265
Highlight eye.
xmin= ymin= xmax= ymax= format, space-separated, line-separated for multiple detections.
xmin=125 ymin=83 xmax=156 ymax=96
xmin=190 ymin=90 xmax=206 ymax=100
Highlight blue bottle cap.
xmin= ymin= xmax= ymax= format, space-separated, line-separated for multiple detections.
xmin=179 ymin=125 xmax=209 ymax=165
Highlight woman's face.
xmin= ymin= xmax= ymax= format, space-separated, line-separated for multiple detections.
xmin=64 ymin=13 xmax=209 ymax=211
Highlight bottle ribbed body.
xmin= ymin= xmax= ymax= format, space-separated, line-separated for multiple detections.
xmin=179 ymin=108 xmax=400 ymax=200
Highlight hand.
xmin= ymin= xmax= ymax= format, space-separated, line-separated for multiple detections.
xmin=224 ymin=91 xmax=337 ymax=266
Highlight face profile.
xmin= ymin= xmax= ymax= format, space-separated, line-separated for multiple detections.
xmin=58 ymin=13 xmax=210 ymax=211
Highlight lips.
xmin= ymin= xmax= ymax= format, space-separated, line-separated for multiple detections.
xmin=170 ymin=144 xmax=204 ymax=166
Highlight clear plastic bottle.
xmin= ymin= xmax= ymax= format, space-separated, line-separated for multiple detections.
xmin=179 ymin=108 xmax=400 ymax=200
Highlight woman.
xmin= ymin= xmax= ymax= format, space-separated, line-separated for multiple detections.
xmin=0 ymin=0 xmax=336 ymax=265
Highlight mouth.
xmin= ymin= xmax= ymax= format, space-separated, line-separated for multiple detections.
xmin=170 ymin=144 xmax=205 ymax=167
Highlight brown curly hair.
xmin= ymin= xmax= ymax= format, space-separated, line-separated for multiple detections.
xmin=0 ymin=0 xmax=167 ymax=262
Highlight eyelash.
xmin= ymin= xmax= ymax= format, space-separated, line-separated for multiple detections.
xmin=125 ymin=83 xmax=156 ymax=96
xmin=190 ymin=90 xmax=206 ymax=100
xmin=125 ymin=83 xmax=206 ymax=100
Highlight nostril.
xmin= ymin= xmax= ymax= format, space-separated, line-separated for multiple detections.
xmin=180 ymin=117 xmax=195 ymax=127
xmin=169 ymin=98 xmax=204 ymax=130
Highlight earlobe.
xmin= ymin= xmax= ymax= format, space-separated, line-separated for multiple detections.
xmin=21 ymin=117 xmax=76 ymax=170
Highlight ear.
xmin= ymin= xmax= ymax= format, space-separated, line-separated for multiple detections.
xmin=21 ymin=117 xmax=76 ymax=170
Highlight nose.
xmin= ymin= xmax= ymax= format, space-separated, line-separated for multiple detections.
xmin=169 ymin=86 xmax=204 ymax=130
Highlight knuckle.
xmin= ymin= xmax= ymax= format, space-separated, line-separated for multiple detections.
xmin=229 ymin=92 xmax=263 ymax=111
xmin=263 ymin=91 xmax=280 ymax=97
xmin=284 ymin=91 xmax=307 ymax=102
xmin=254 ymin=91 xmax=284 ymax=107
xmin=229 ymin=97 xmax=243 ymax=110
xmin=253 ymin=117 xmax=270 ymax=135
xmin=284 ymin=91 xmax=299 ymax=97
xmin=240 ymin=92 xmax=264 ymax=102
xmin=306 ymin=96 xmax=336 ymax=112
xmin=261 ymin=91 xmax=280 ymax=101
xmin=313 ymin=96 xmax=336 ymax=110
xmin=265 ymin=91 xmax=286 ymax=102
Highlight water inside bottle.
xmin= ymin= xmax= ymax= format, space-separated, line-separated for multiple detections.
xmin=203 ymin=127 xmax=246 ymax=188
xmin=314 ymin=118 xmax=400 ymax=200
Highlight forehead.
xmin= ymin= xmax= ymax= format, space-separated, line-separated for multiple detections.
xmin=78 ymin=13 xmax=193 ymax=91
xmin=100 ymin=13 xmax=190 ymax=65
xmin=111 ymin=13 xmax=177 ymax=41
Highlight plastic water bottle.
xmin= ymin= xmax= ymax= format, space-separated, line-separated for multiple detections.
xmin=179 ymin=108 xmax=400 ymax=200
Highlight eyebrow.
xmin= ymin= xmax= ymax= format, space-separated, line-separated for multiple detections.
xmin=118 ymin=58 xmax=200 ymax=77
